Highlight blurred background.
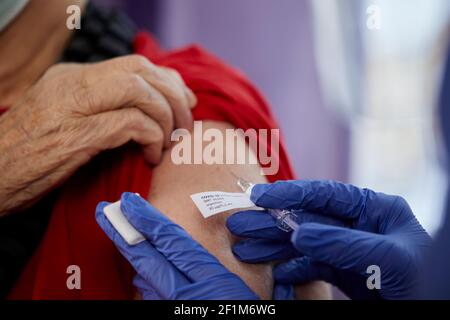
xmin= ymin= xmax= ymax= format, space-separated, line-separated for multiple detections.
xmin=95 ymin=0 xmax=450 ymax=235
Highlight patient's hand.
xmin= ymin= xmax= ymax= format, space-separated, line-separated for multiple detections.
xmin=148 ymin=121 xmax=332 ymax=299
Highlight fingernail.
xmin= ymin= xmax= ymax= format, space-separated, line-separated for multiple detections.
xmin=185 ymin=88 xmax=197 ymax=109
xmin=275 ymin=259 xmax=297 ymax=273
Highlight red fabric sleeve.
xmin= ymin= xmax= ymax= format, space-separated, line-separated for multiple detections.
xmin=8 ymin=32 xmax=295 ymax=299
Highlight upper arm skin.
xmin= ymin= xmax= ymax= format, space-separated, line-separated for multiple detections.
xmin=147 ymin=120 xmax=331 ymax=299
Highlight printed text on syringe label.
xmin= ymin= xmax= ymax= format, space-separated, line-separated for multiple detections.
xmin=190 ymin=191 xmax=259 ymax=218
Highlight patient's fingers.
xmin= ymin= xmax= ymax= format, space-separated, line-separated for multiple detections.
xmin=119 ymin=192 xmax=237 ymax=283
xmin=274 ymin=256 xmax=333 ymax=284
xmin=95 ymin=201 xmax=191 ymax=299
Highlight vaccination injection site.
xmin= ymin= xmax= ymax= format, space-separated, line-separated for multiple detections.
xmin=0 ymin=0 xmax=450 ymax=316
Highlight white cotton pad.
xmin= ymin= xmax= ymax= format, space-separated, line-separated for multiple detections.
xmin=103 ymin=201 xmax=145 ymax=245
xmin=190 ymin=191 xmax=260 ymax=218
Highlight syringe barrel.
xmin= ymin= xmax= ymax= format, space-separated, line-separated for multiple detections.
xmin=268 ymin=209 xmax=299 ymax=232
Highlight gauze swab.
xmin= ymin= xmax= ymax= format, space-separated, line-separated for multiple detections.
xmin=103 ymin=201 xmax=145 ymax=245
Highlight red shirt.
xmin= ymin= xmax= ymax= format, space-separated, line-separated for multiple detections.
xmin=5 ymin=32 xmax=295 ymax=299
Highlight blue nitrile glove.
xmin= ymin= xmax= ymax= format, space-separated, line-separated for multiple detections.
xmin=227 ymin=180 xmax=432 ymax=300
xmin=95 ymin=192 xmax=292 ymax=300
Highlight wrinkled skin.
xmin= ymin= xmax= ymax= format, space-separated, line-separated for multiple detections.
xmin=0 ymin=55 xmax=196 ymax=216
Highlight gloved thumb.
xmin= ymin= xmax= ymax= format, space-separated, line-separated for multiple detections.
xmin=291 ymin=222 xmax=388 ymax=275
xmin=250 ymin=181 xmax=300 ymax=209
xmin=133 ymin=275 xmax=163 ymax=300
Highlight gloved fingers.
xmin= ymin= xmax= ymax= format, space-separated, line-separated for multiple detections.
xmin=291 ymin=222 xmax=388 ymax=274
xmin=120 ymin=192 xmax=234 ymax=282
xmin=96 ymin=202 xmax=191 ymax=298
xmin=272 ymin=283 xmax=295 ymax=300
xmin=296 ymin=211 xmax=349 ymax=228
xmin=232 ymin=238 xmax=298 ymax=263
xmin=227 ymin=210 xmax=291 ymax=240
xmin=274 ymin=257 xmax=381 ymax=300
xmin=133 ymin=275 xmax=163 ymax=300
xmin=227 ymin=209 xmax=348 ymax=240
xmin=273 ymin=256 xmax=336 ymax=285
xmin=251 ymin=180 xmax=373 ymax=220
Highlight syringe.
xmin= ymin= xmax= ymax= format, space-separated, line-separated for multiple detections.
xmin=236 ymin=178 xmax=299 ymax=232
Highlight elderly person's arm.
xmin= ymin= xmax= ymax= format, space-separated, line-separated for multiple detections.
xmin=0 ymin=57 xmax=196 ymax=216
xmin=0 ymin=0 xmax=196 ymax=217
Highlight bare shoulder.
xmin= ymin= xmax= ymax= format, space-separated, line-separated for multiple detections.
xmin=148 ymin=120 xmax=332 ymax=300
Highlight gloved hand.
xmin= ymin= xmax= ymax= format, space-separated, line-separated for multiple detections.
xmin=96 ymin=192 xmax=289 ymax=300
xmin=227 ymin=180 xmax=432 ymax=299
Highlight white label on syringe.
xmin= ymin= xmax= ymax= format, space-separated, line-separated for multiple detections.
xmin=190 ymin=191 xmax=259 ymax=218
